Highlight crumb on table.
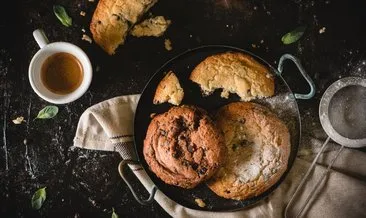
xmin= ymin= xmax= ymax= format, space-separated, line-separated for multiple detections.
xmin=164 ymin=39 xmax=172 ymax=51
xmin=319 ymin=27 xmax=326 ymax=34
xmin=82 ymin=34 xmax=93 ymax=43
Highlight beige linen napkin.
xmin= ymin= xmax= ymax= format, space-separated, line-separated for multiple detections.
xmin=73 ymin=95 xmax=366 ymax=218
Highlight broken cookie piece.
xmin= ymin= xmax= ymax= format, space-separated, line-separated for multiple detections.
xmin=131 ymin=16 xmax=171 ymax=37
xmin=90 ymin=0 xmax=158 ymax=55
xmin=190 ymin=52 xmax=274 ymax=101
xmin=153 ymin=71 xmax=184 ymax=105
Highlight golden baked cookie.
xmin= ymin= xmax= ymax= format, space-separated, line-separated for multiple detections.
xmin=190 ymin=52 xmax=274 ymax=101
xmin=143 ymin=106 xmax=226 ymax=189
xmin=207 ymin=102 xmax=290 ymax=200
xmin=90 ymin=0 xmax=157 ymax=55
xmin=153 ymin=71 xmax=184 ymax=105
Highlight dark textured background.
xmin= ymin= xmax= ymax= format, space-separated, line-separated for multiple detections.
xmin=1 ymin=0 xmax=366 ymax=217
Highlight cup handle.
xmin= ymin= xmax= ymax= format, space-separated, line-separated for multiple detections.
xmin=33 ymin=29 xmax=49 ymax=49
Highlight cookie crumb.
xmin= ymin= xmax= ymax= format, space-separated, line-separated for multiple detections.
xmin=80 ymin=11 xmax=86 ymax=16
xmin=81 ymin=28 xmax=86 ymax=33
xmin=319 ymin=27 xmax=326 ymax=34
xmin=12 ymin=116 xmax=25 ymax=124
xmin=150 ymin=113 xmax=156 ymax=118
xmin=251 ymin=44 xmax=257 ymax=48
xmin=82 ymin=34 xmax=93 ymax=43
xmin=195 ymin=198 xmax=206 ymax=208
xmin=164 ymin=39 xmax=172 ymax=51
xmin=88 ymin=0 xmax=95 ymax=2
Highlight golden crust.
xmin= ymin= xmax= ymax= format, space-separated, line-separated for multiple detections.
xmin=90 ymin=0 xmax=157 ymax=55
xmin=153 ymin=71 xmax=184 ymax=105
xmin=190 ymin=52 xmax=274 ymax=101
xmin=207 ymin=102 xmax=290 ymax=200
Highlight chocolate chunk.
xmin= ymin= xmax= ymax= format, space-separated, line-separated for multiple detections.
xmin=191 ymin=163 xmax=198 ymax=170
xmin=199 ymin=167 xmax=207 ymax=175
xmin=193 ymin=118 xmax=200 ymax=130
xmin=179 ymin=134 xmax=186 ymax=140
xmin=173 ymin=146 xmax=182 ymax=158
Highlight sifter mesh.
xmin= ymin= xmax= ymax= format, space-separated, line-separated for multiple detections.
xmin=320 ymin=77 xmax=366 ymax=148
xmin=328 ymin=85 xmax=366 ymax=139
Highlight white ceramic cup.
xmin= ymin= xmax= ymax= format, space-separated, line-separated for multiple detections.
xmin=29 ymin=29 xmax=92 ymax=104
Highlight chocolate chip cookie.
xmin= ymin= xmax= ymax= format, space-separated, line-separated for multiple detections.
xmin=143 ymin=106 xmax=226 ymax=189
xmin=207 ymin=102 xmax=290 ymax=200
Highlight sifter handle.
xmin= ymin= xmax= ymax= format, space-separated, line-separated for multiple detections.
xmin=294 ymin=145 xmax=344 ymax=217
xmin=284 ymin=137 xmax=344 ymax=218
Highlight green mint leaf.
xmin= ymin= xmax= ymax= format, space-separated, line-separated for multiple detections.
xmin=281 ymin=26 xmax=306 ymax=45
xmin=53 ymin=5 xmax=72 ymax=27
xmin=31 ymin=187 xmax=47 ymax=210
xmin=35 ymin=106 xmax=59 ymax=119
xmin=111 ymin=207 xmax=119 ymax=218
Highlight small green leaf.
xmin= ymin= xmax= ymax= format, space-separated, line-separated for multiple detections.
xmin=53 ymin=5 xmax=72 ymax=27
xmin=35 ymin=106 xmax=59 ymax=120
xmin=111 ymin=207 xmax=119 ymax=218
xmin=31 ymin=187 xmax=47 ymax=210
xmin=281 ymin=26 xmax=306 ymax=45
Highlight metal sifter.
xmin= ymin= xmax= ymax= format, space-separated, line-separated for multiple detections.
xmin=285 ymin=76 xmax=366 ymax=217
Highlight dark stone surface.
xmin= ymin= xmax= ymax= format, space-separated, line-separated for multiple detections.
xmin=1 ymin=0 xmax=366 ymax=217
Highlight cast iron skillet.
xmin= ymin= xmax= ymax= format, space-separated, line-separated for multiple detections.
xmin=126 ymin=45 xmax=315 ymax=211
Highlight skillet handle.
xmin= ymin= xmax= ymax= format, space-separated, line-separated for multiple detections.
xmin=277 ymin=54 xmax=316 ymax=100
xmin=118 ymin=159 xmax=157 ymax=205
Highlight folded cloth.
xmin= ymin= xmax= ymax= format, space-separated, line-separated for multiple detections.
xmin=73 ymin=95 xmax=366 ymax=218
